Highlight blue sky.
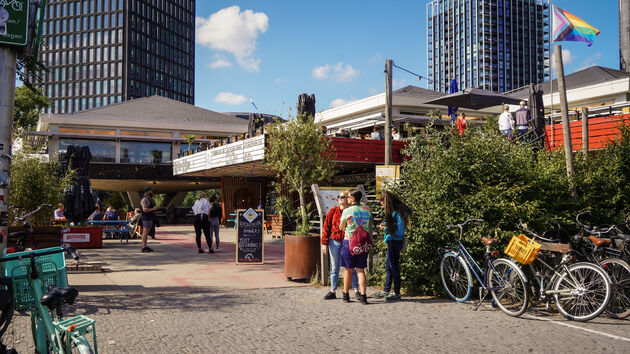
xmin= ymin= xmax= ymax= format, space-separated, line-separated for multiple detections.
xmin=195 ymin=1 xmax=620 ymax=117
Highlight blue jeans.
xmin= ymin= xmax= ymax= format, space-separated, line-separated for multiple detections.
xmin=209 ymin=217 xmax=220 ymax=249
xmin=516 ymin=127 xmax=528 ymax=142
xmin=385 ymin=240 xmax=404 ymax=295
xmin=328 ymin=240 xmax=358 ymax=291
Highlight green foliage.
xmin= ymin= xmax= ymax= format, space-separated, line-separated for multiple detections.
xmin=182 ymin=189 xmax=221 ymax=207
xmin=390 ymin=119 xmax=630 ymax=296
xmin=103 ymin=192 xmax=128 ymax=212
xmin=13 ymin=85 xmax=49 ymax=130
xmin=9 ymin=151 xmax=75 ymax=224
xmin=265 ymin=114 xmax=336 ymax=235
xmin=184 ymin=135 xmax=197 ymax=153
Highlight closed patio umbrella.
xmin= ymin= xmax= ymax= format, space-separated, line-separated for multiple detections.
xmin=63 ymin=146 xmax=96 ymax=224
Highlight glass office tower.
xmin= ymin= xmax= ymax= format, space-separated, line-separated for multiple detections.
xmin=40 ymin=0 xmax=195 ymax=113
xmin=426 ymin=0 xmax=550 ymax=93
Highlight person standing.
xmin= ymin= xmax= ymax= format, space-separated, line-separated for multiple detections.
xmin=373 ymin=191 xmax=410 ymax=301
xmin=208 ymin=195 xmax=222 ymax=252
xmin=192 ymin=192 xmax=213 ymax=253
xmin=514 ymin=100 xmax=531 ymax=141
xmin=340 ymin=189 xmax=372 ymax=304
xmin=498 ymin=104 xmax=515 ymax=139
xmin=456 ymin=112 xmax=468 ymax=137
xmin=321 ymin=191 xmax=359 ymax=300
xmin=140 ymin=186 xmax=158 ymax=253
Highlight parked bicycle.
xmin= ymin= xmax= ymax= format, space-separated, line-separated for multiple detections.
xmin=514 ymin=220 xmax=612 ymax=321
xmin=0 ymin=206 xmax=98 ymax=354
xmin=571 ymin=211 xmax=630 ymax=318
xmin=6 ymin=204 xmax=52 ymax=253
xmin=438 ymin=219 xmax=529 ymax=317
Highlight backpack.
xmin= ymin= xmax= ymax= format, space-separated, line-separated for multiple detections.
xmin=350 ymin=225 xmax=373 ymax=256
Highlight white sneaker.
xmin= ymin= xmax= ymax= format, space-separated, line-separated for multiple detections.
xmin=215 ymin=248 xmax=220 ymax=252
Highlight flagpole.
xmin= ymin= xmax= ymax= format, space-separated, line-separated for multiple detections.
xmin=550 ymin=2 xmax=555 ymax=147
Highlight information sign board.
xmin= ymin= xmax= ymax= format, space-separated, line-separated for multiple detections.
xmin=0 ymin=0 xmax=30 ymax=46
xmin=235 ymin=208 xmax=264 ymax=264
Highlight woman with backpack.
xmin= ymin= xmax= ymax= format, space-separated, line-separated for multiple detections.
xmin=340 ymin=189 xmax=372 ymax=304
xmin=373 ymin=191 xmax=410 ymax=301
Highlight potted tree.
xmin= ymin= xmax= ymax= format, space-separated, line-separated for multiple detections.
xmin=266 ymin=113 xmax=335 ymax=280
xmin=184 ymin=135 xmax=197 ymax=155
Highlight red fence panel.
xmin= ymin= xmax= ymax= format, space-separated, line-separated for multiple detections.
xmin=544 ymin=114 xmax=630 ymax=151
xmin=330 ymin=137 xmax=408 ymax=164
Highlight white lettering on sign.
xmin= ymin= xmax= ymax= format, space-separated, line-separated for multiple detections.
xmin=62 ymin=233 xmax=90 ymax=242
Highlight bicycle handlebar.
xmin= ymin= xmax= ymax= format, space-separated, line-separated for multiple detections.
xmin=446 ymin=218 xmax=484 ymax=229
xmin=14 ymin=204 xmax=52 ymax=223
xmin=575 ymin=210 xmax=623 ymax=236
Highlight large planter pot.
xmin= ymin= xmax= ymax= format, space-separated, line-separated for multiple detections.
xmin=284 ymin=234 xmax=320 ymax=280
xmin=7 ymin=226 xmax=62 ymax=249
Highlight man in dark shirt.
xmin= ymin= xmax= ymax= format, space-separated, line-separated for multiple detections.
xmin=140 ymin=186 xmax=158 ymax=253
xmin=514 ymin=100 xmax=531 ymax=142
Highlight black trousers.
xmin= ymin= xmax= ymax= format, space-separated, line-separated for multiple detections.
xmin=193 ymin=214 xmax=211 ymax=249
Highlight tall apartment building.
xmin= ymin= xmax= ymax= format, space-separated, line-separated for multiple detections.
xmin=40 ymin=0 xmax=195 ymax=114
xmin=621 ymin=0 xmax=630 ymax=72
xmin=426 ymin=0 xmax=550 ymax=93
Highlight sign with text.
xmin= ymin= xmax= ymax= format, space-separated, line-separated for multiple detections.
xmin=376 ymin=165 xmax=400 ymax=193
xmin=62 ymin=233 xmax=90 ymax=243
xmin=0 ymin=0 xmax=30 ymax=46
xmin=236 ymin=208 xmax=264 ymax=264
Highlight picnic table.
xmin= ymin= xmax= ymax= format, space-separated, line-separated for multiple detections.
xmin=86 ymin=220 xmax=133 ymax=243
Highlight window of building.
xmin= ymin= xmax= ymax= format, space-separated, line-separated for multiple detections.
xmin=59 ymin=139 xmax=116 ymax=163
xmin=120 ymin=141 xmax=172 ymax=164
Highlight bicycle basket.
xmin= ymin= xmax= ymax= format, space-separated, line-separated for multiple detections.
xmin=2 ymin=248 xmax=68 ymax=309
xmin=504 ymin=234 xmax=541 ymax=264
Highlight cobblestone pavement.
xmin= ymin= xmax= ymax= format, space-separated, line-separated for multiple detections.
xmin=3 ymin=286 xmax=630 ymax=353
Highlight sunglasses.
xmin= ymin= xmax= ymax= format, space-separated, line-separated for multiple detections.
xmin=337 ymin=195 xmax=346 ymax=199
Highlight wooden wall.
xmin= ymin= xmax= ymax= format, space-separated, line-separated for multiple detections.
xmin=545 ymin=114 xmax=630 ymax=151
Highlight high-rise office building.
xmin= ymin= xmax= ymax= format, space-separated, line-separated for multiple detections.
xmin=426 ymin=0 xmax=550 ymax=93
xmin=40 ymin=0 xmax=195 ymax=114
xmin=620 ymin=0 xmax=629 ymax=72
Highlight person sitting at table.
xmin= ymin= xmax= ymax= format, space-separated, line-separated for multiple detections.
xmin=88 ymin=205 xmax=104 ymax=221
xmin=53 ymin=203 xmax=66 ymax=220
xmin=129 ymin=208 xmax=142 ymax=226
xmin=105 ymin=205 xmax=119 ymax=220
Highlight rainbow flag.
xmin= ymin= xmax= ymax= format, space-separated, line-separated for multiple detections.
xmin=552 ymin=5 xmax=600 ymax=46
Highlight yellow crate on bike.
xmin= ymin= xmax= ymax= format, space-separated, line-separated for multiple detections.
xmin=2 ymin=247 xmax=68 ymax=309
xmin=504 ymin=234 xmax=541 ymax=264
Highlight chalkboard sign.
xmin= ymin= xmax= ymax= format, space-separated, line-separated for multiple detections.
xmin=236 ymin=208 xmax=264 ymax=264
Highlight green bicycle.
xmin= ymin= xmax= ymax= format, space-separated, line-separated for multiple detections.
xmin=0 ymin=206 xmax=98 ymax=353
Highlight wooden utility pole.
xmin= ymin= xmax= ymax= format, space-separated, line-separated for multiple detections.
xmin=0 ymin=47 xmax=17 ymax=260
xmin=555 ymin=45 xmax=576 ymax=197
xmin=582 ymin=107 xmax=589 ymax=159
xmin=384 ymin=59 xmax=393 ymax=165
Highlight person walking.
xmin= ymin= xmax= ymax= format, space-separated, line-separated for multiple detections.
xmin=514 ymin=100 xmax=531 ymax=141
xmin=321 ymin=191 xmax=359 ymax=300
xmin=498 ymin=104 xmax=515 ymax=139
xmin=340 ymin=189 xmax=372 ymax=304
xmin=208 ymin=195 xmax=222 ymax=252
xmin=140 ymin=186 xmax=158 ymax=253
xmin=192 ymin=192 xmax=213 ymax=253
xmin=373 ymin=191 xmax=410 ymax=301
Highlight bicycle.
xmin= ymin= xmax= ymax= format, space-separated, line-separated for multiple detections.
xmin=6 ymin=204 xmax=52 ymax=253
xmin=571 ymin=211 xmax=630 ymax=318
xmin=515 ymin=220 xmax=612 ymax=321
xmin=438 ymin=219 xmax=529 ymax=317
xmin=0 ymin=207 xmax=98 ymax=354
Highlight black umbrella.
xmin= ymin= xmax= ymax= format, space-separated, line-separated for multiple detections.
xmin=424 ymin=87 xmax=522 ymax=110
xmin=529 ymin=83 xmax=546 ymax=146
xmin=63 ymin=146 xmax=96 ymax=224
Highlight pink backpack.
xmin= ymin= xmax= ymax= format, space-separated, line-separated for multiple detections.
xmin=350 ymin=225 xmax=373 ymax=255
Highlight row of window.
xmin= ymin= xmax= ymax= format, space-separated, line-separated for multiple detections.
xmin=47 ymin=60 xmax=123 ymax=82
xmin=50 ymin=95 xmax=123 ymax=114
xmin=44 ymin=29 xmax=123 ymax=52
xmin=45 ymin=45 xmax=123 ymax=69
xmin=48 ymin=0 xmax=124 ymax=18
xmin=130 ymin=0 xmax=194 ymax=27
xmin=46 ymin=78 xmax=123 ymax=98
xmin=59 ymin=139 xmax=172 ymax=164
xmin=44 ymin=12 xmax=123 ymax=36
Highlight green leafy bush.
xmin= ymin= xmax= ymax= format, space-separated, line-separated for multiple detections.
xmin=387 ymin=120 xmax=630 ymax=295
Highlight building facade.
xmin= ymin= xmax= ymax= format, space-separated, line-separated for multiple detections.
xmin=40 ymin=0 xmax=195 ymax=114
xmin=621 ymin=0 xmax=630 ymax=72
xmin=426 ymin=0 xmax=550 ymax=93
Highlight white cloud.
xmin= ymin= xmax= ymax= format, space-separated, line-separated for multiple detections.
xmin=312 ymin=62 xmax=359 ymax=82
xmin=196 ymin=6 xmax=269 ymax=72
xmin=275 ymin=77 xmax=287 ymax=84
xmin=329 ymin=98 xmax=358 ymax=109
xmin=561 ymin=49 xmax=573 ymax=64
xmin=214 ymin=92 xmax=247 ymax=105
xmin=576 ymin=52 xmax=602 ymax=71
xmin=208 ymin=55 xmax=232 ymax=69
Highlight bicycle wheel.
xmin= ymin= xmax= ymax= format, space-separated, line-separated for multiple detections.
xmin=439 ymin=252 xmax=472 ymax=302
xmin=600 ymin=258 xmax=630 ymax=318
xmin=489 ymin=258 xmax=529 ymax=317
xmin=69 ymin=334 xmax=95 ymax=354
xmin=552 ymin=262 xmax=612 ymax=322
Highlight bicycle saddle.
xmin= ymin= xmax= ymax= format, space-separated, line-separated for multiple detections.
xmin=588 ymin=235 xmax=611 ymax=247
xmin=481 ymin=237 xmax=499 ymax=246
xmin=40 ymin=285 xmax=79 ymax=310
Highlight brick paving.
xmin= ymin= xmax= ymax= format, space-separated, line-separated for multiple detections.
xmin=2 ymin=226 xmax=630 ymax=353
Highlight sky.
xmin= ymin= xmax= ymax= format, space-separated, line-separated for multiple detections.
xmin=195 ymin=1 xmax=620 ymax=118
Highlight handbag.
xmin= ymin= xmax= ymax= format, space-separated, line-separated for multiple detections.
xmin=350 ymin=225 xmax=373 ymax=256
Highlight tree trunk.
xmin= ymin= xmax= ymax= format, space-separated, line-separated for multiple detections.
xmin=298 ymin=187 xmax=307 ymax=235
